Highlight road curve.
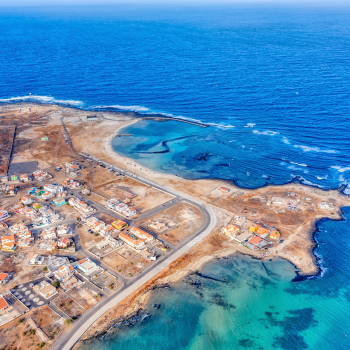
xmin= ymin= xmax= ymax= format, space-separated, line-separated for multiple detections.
xmin=53 ymin=118 xmax=217 ymax=349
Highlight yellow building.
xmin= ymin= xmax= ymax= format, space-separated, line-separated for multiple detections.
xmin=112 ymin=220 xmax=128 ymax=230
xmin=249 ymin=225 xmax=259 ymax=232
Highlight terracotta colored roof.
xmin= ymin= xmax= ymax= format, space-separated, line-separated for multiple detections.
xmin=219 ymin=187 xmax=230 ymax=192
xmin=0 ymin=297 xmax=8 ymax=310
xmin=249 ymin=236 xmax=262 ymax=245
xmin=223 ymin=224 xmax=240 ymax=232
xmin=119 ymin=232 xmax=145 ymax=246
xmin=60 ymin=237 xmax=70 ymax=244
xmin=131 ymin=227 xmax=153 ymax=239
xmin=269 ymin=231 xmax=281 ymax=239
xmin=2 ymin=242 xmax=15 ymax=249
xmin=1 ymin=235 xmax=16 ymax=243
xmin=0 ymin=273 xmax=8 ymax=281
xmin=257 ymin=226 xmax=270 ymax=235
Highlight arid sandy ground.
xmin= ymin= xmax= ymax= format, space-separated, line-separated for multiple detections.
xmin=0 ymin=103 xmax=348 ymax=346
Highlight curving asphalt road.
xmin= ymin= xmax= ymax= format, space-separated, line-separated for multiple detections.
xmin=52 ymin=118 xmax=217 ymax=350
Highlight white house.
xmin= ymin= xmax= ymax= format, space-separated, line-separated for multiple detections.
xmin=77 ymin=259 xmax=99 ymax=275
xmin=21 ymin=195 xmax=34 ymax=205
xmin=42 ymin=229 xmax=57 ymax=240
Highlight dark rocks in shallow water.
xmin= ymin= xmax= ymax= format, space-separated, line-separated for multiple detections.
xmin=147 ymin=283 xmax=171 ymax=292
xmin=210 ymin=293 xmax=236 ymax=310
xmin=193 ymin=271 xmax=227 ymax=283
xmin=239 ymin=339 xmax=255 ymax=348
xmin=192 ymin=152 xmax=213 ymax=162
xmin=153 ymin=304 xmax=161 ymax=309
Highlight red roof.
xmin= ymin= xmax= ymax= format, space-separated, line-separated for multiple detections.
xmin=60 ymin=237 xmax=70 ymax=244
xmin=0 ymin=297 xmax=8 ymax=310
xmin=249 ymin=236 xmax=262 ymax=245
xmin=0 ymin=273 xmax=8 ymax=281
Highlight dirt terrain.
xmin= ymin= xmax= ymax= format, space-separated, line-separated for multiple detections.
xmin=31 ymin=305 xmax=65 ymax=341
xmin=139 ymin=202 xmax=203 ymax=245
xmin=0 ymin=126 xmax=15 ymax=176
xmin=0 ymin=314 xmax=45 ymax=350
xmin=92 ymin=176 xmax=174 ymax=213
xmin=53 ymin=294 xmax=85 ymax=319
xmin=67 ymin=285 xmax=101 ymax=310
xmin=103 ymin=245 xmax=152 ymax=277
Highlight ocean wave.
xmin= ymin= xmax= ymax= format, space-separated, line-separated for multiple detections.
xmin=291 ymin=175 xmax=325 ymax=188
xmin=343 ymin=185 xmax=350 ymax=195
xmin=313 ymin=248 xmax=328 ymax=278
xmin=294 ymin=144 xmax=338 ymax=154
xmin=289 ymin=161 xmax=307 ymax=167
xmin=92 ymin=104 xmax=207 ymax=124
xmin=316 ymin=175 xmax=328 ymax=180
xmin=207 ymin=122 xmax=235 ymax=129
xmin=330 ymin=165 xmax=350 ymax=173
xmin=0 ymin=95 xmax=84 ymax=106
xmin=244 ymin=123 xmax=255 ymax=128
xmin=93 ymin=104 xmax=150 ymax=112
xmin=282 ymin=137 xmax=291 ymax=145
xmin=252 ymin=129 xmax=279 ymax=136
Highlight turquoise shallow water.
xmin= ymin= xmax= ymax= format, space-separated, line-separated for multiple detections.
xmin=81 ymin=207 xmax=350 ymax=350
xmin=1 ymin=4 xmax=349 ymax=349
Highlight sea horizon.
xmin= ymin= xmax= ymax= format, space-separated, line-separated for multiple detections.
xmin=1 ymin=4 xmax=350 ymax=349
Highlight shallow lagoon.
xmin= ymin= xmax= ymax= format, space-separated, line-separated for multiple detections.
xmin=111 ymin=119 xmax=348 ymax=190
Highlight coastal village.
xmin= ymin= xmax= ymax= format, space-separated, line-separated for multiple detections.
xmin=0 ymin=103 xmax=348 ymax=349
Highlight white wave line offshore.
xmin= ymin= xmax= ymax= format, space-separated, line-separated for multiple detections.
xmin=0 ymin=95 xmax=84 ymax=106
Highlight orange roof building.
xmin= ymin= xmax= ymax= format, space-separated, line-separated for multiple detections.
xmin=0 ymin=297 xmax=8 ymax=311
xmin=0 ymin=273 xmax=9 ymax=284
xmin=269 ymin=230 xmax=281 ymax=240
xmin=248 ymin=236 xmax=262 ymax=246
xmin=219 ymin=187 xmax=230 ymax=193
xmin=119 ymin=232 xmax=146 ymax=249
xmin=1 ymin=235 xmax=16 ymax=244
xmin=1 ymin=241 xmax=16 ymax=251
xmin=256 ymin=226 xmax=270 ymax=236
xmin=130 ymin=227 xmax=154 ymax=242
xmin=221 ymin=224 xmax=240 ymax=237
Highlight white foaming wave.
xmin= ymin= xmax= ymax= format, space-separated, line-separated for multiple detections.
xmin=0 ymin=95 xmax=83 ymax=106
xmin=282 ymin=137 xmax=291 ymax=145
xmin=207 ymin=122 xmax=235 ymax=129
xmin=343 ymin=185 xmax=350 ymax=195
xmin=313 ymin=249 xmax=328 ymax=278
xmin=244 ymin=123 xmax=255 ymax=128
xmin=93 ymin=104 xmax=150 ymax=112
xmin=330 ymin=165 xmax=350 ymax=173
xmin=292 ymin=175 xmax=325 ymax=188
xmin=289 ymin=161 xmax=307 ymax=167
xmin=252 ymin=129 xmax=279 ymax=136
xmin=316 ymin=175 xmax=328 ymax=180
xmin=294 ymin=144 xmax=338 ymax=154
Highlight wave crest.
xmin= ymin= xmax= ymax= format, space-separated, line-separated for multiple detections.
xmin=0 ymin=95 xmax=83 ymax=106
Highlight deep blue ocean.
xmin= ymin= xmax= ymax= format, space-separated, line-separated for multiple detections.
xmin=0 ymin=4 xmax=350 ymax=349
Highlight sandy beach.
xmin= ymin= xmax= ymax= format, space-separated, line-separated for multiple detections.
xmin=0 ymin=103 xmax=348 ymax=346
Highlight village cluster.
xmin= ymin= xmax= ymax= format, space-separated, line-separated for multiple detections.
xmin=221 ymin=215 xmax=281 ymax=250
xmin=0 ymin=148 xmax=335 ymax=346
xmin=0 ymin=158 xmax=175 ymax=331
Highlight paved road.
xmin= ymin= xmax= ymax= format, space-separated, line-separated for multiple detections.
xmin=51 ymin=118 xmax=217 ymax=350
